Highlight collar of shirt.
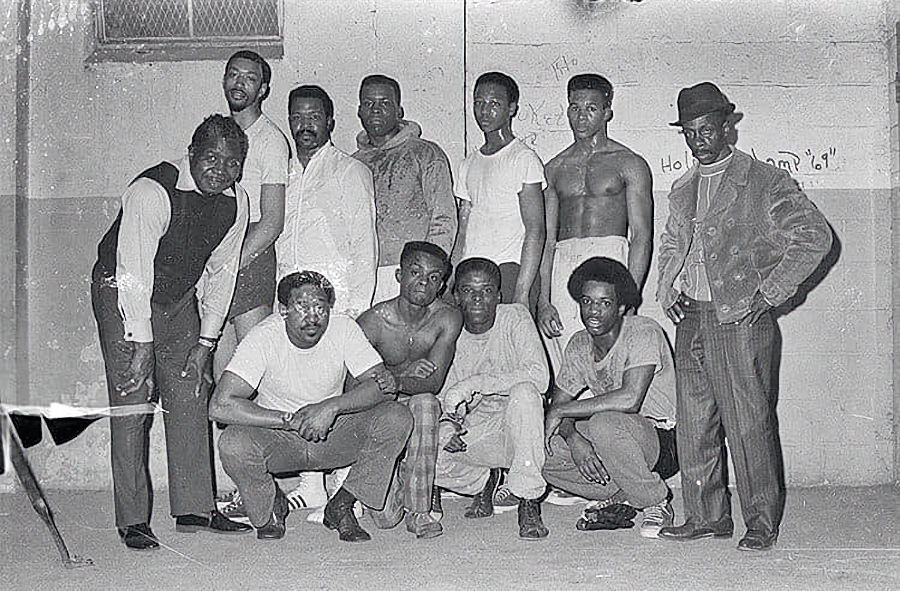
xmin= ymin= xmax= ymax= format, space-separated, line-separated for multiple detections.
xmin=698 ymin=148 xmax=734 ymax=177
xmin=289 ymin=141 xmax=338 ymax=177
xmin=173 ymin=153 xmax=237 ymax=197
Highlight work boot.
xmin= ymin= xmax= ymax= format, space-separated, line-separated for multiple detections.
xmin=465 ymin=467 xmax=501 ymax=519
xmin=256 ymin=487 xmax=289 ymax=540
xmin=517 ymin=498 xmax=549 ymax=540
xmin=323 ymin=488 xmax=371 ymax=542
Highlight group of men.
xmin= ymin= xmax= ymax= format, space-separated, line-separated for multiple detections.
xmin=90 ymin=50 xmax=832 ymax=554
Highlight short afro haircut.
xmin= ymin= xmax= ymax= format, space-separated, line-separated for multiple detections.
xmin=568 ymin=73 xmax=613 ymax=108
xmin=288 ymin=85 xmax=334 ymax=120
xmin=400 ymin=241 xmax=451 ymax=282
xmin=475 ymin=71 xmax=519 ymax=105
xmin=360 ymin=74 xmax=401 ymax=105
xmin=277 ymin=270 xmax=336 ymax=307
xmin=567 ymin=257 xmax=641 ymax=311
xmin=453 ymin=257 xmax=501 ymax=293
xmin=190 ymin=114 xmax=249 ymax=163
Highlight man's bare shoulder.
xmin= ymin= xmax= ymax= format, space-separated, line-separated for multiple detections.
xmin=546 ymin=143 xmax=581 ymax=170
xmin=604 ymin=140 xmax=651 ymax=174
xmin=428 ymin=298 xmax=464 ymax=331
xmin=357 ymin=300 xmax=396 ymax=330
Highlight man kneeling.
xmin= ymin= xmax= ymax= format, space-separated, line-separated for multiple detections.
xmin=209 ymin=271 xmax=412 ymax=541
xmin=434 ymin=258 xmax=549 ymax=540
xmin=543 ymin=257 xmax=676 ymax=538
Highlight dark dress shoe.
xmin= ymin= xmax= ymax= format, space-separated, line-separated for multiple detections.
xmin=465 ymin=467 xmax=501 ymax=519
xmin=257 ymin=488 xmax=289 ymax=540
xmin=738 ymin=530 xmax=777 ymax=551
xmin=659 ymin=518 xmax=733 ymax=541
xmin=324 ymin=495 xmax=371 ymax=542
xmin=119 ymin=523 xmax=160 ymax=550
xmin=175 ymin=510 xmax=252 ymax=534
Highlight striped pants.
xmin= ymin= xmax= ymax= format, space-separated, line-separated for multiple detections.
xmin=674 ymin=295 xmax=785 ymax=539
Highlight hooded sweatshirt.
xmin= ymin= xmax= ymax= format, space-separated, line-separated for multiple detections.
xmin=353 ymin=120 xmax=457 ymax=266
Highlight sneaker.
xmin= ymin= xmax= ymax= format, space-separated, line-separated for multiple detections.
xmin=640 ymin=500 xmax=674 ymax=539
xmin=218 ymin=490 xmax=248 ymax=519
xmin=285 ymin=473 xmax=328 ymax=513
xmin=545 ymin=488 xmax=589 ymax=506
xmin=492 ymin=485 xmax=519 ymax=514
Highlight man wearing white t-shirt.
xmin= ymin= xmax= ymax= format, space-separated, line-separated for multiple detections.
xmin=210 ymin=271 xmax=412 ymax=542
xmin=221 ymin=50 xmax=290 ymax=340
xmin=452 ymin=72 xmax=546 ymax=312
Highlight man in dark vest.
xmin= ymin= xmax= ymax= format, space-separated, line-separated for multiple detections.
xmin=91 ymin=114 xmax=253 ymax=550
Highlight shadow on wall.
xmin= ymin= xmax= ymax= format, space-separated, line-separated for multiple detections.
xmin=772 ymin=223 xmax=840 ymax=320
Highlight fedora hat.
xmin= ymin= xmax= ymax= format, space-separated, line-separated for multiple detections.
xmin=670 ymin=82 xmax=736 ymax=126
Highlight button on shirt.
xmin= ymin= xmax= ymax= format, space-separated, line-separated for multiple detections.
xmin=276 ymin=142 xmax=378 ymax=318
xmin=116 ymin=155 xmax=249 ymax=342
xmin=678 ymin=151 xmax=733 ymax=301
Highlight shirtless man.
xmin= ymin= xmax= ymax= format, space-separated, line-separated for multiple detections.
xmin=538 ymin=74 xmax=653 ymax=374
xmin=357 ymin=241 xmax=463 ymax=538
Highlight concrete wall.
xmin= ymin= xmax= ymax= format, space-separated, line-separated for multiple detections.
xmin=4 ymin=0 xmax=897 ymax=491
xmin=467 ymin=0 xmax=896 ymax=486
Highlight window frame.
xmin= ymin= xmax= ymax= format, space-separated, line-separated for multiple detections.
xmin=87 ymin=0 xmax=284 ymax=63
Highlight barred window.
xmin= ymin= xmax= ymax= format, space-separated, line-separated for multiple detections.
xmin=89 ymin=0 xmax=283 ymax=62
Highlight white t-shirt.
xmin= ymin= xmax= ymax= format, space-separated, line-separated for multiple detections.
xmin=225 ymin=313 xmax=383 ymax=412
xmin=454 ymin=139 xmax=546 ymax=264
xmin=242 ymin=113 xmax=290 ymax=222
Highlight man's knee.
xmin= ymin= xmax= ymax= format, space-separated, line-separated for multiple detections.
xmin=372 ymin=401 xmax=414 ymax=441
xmin=507 ymin=382 xmax=543 ymax=410
xmin=580 ymin=411 xmax=632 ymax=447
xmin=217 ymin=426 xmax=256 ymax=469
xmin=407 ymin=393 xmax=441 ymax=423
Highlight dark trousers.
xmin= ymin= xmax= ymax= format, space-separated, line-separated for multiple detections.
xmin=91 ymin=273 xmax=216 ymax=528
xmin=674 ymin=296 xmax=785 ymax=538
xmin=218 ymin=401 xmax=412 ymax=528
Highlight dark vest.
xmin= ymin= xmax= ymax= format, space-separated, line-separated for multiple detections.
xmin=94 ymin=162 xmax=238 ymax=308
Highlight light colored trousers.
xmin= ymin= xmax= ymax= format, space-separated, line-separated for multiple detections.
xmin=435 ymin=382 xmax=546 ymax=500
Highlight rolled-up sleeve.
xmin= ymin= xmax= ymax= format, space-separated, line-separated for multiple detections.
xmin=116 ymin=178 xmax=171 ymax=343
xmin=196 ymin=184 xmax=250 ymax=339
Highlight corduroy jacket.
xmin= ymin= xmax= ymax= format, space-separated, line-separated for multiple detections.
xmin=657 ymin=149 xmax=832 ymax=323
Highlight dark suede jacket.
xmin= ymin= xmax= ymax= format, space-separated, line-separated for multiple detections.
xmin=657 ymin=149 xmax=832 ymax=323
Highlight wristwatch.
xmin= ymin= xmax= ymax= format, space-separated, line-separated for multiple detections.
xmin=280 ymin=411 xmax=295 ymax=429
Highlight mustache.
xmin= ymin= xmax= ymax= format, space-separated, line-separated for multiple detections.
xmin=294 ymin=128 xmax=317 ymax=139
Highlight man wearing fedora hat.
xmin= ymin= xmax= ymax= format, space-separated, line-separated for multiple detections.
xmin=657 ymin=82 xmax=832 ymax=551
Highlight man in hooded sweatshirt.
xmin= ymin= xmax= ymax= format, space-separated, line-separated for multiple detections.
xmin=353 ymin=75 xmax=458 ymax=303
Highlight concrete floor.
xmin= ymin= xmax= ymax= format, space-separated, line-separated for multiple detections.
xmin=0 ymin=485 xmax=897 ymax=591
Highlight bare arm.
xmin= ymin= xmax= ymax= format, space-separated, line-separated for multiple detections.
xmin=239 ymin=184 xmax=285 ymax=269
xmin=209 ymin=370 xmax=288 ymax=428
xmin=624 ymin=156 xmax=653 ymax=290
xmin=450 ymin=198 xmax=471 ymax=266
xmin=514 ymin=182 xmax=546 ymax=306
xmin=550 ymin=364 xmax=655 ymax=418
xmin=537 ymin=173 xmax=562 ymax=337
xmin=397 ymin=309 xmax=463 ymax=394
